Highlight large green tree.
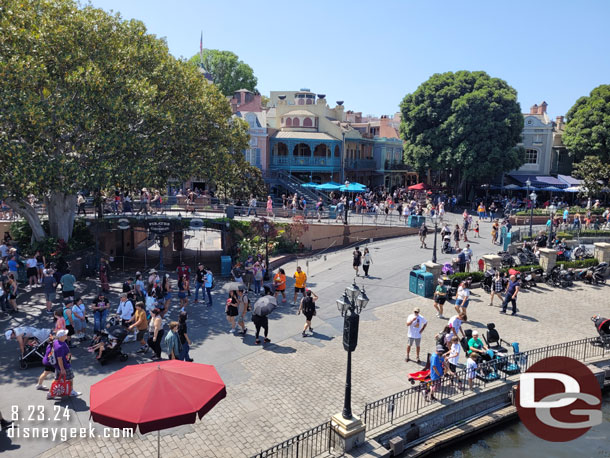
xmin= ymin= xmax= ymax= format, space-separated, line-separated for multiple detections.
xmin=399 ymin=71 xmax=524 ymax=189
xmin=189 ymin=50 xmax=257 ymax=96
xmin=572 ymin=156 xmax=610 ymax=199
xmin=0 ymin=0 xmax=249 ymax=242
xmin=563 ymin=84 xmax=610 ymax=163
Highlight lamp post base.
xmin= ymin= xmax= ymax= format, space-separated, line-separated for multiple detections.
xmin=331 ymin=413 xmax=366 ymax=453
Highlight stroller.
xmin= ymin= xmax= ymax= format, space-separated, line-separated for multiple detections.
xmin=482 ymin=323 xmax=525 ymax=375
xmin=97 ymin=326 xmax=130 ymax=366
xmin=407 ymin=353 xmax=431 ymax=385
xmin=460 ymin=328 xmax=500 ymax=382
xmin=482 ymin=268 xmax=500 ymax=293
xmin=441 ymin=235 xmax=453 ymax=254
xmin=591 ymin=316 xmax=610 ymax=348
xmin=446 ymin=277 xmax=461 ymax=301
xmin=19 ymin=336 xmax=52 ymax=370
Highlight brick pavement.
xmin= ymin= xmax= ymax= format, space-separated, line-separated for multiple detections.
xmin=29 ymin=282 xmax=609 ymax=458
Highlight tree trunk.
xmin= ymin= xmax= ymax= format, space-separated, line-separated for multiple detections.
xmin=4 ymin=197 xmax=47 ymax=242
xmin=46 ymin=192 xmax=77 ymax=241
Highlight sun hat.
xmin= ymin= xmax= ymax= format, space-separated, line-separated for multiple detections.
xmin=56 ymin=329 xmax=69 ymax=338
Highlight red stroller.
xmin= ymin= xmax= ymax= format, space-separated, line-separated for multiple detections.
xmin=407 ymin=354 xmax=431 ymax=384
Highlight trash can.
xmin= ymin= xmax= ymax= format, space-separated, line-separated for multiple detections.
xmin=408 ymin=215 xmax=426 ymax=228
xmin=225 ymin=205 xmax=235 ymax=219
xmin=417 ymin=271 xmax=434 ymax=298
xmin=409 ymin=269 xmax=423 ymax=294
xmin=328 ymin=205 xmax=337 ymax=220
xmin=221 ymin=256 xmax=232 ymax=277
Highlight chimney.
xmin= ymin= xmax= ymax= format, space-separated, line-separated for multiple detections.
xmin=380 ymin=115 xmax=389 ymax=126
xmin=539 ymin=101 xmax=548 ymax=114
xmin=556 ymin=116 xmax=564 ymax=129
xmin=530 ymin=104 xmax=538 ymax=114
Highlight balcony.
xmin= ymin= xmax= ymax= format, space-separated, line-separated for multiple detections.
xmin=384 ymin=160 xmax=410 ymax=171
xmin=345 ymin=159 xmax=377 ymax=170
xmin=271 ymin=155 xmax=341 ymax=169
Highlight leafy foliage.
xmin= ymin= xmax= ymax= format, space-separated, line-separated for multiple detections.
xmin=189 ymin=49 xmax=257 ymax=96
xmin=399 ymin=71 xmax=524 ymax=186
xmin=572 ymin=156 xmax=610 ymax=198
xmin=564 ymin=85 xmax=610 ymax=163
xmin=9 ymin=219 xmax=93 ymax=257
xmin=0 ymin=0 xmax=249 ymax=242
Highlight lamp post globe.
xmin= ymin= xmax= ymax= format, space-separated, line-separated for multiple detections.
xmin=529 ymin=191 xmax=537 ymax=237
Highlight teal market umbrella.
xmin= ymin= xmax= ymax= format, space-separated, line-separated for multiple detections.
xmin=316 ymin=182 xmax=342 ymax=191
xmin=301 ymin=182 xmax=319 ymax=188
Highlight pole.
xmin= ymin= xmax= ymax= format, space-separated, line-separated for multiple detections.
xmin=264 ymin=232 xmax=269 ymax=281
xmin=529 ymin=200 xmax=534 ymax=238
xmin=432 ymin=221 xmax=438 ymax=263
xmin=342 ymin=347 xmax=352 ymax=420
xmin=157 ymin=429 xmax=160 ymax=458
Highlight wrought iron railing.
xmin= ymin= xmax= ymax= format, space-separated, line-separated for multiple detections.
xmin=363 ymin=336 xmax=610 ymax=431
xmin=251 ymin=420 xmax=342 ymax=458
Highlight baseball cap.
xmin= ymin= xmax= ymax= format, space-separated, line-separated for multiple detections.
xmin=413 ymin=307 xmax=420 ymax=313
xmin=436 ymin=345 xmax=445 ymax=352
xmin=56 ymin=329 xmax=69 ymax=338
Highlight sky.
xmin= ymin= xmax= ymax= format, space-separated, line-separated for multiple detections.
xmin=87 ymin=0 xmax=610 ymax=119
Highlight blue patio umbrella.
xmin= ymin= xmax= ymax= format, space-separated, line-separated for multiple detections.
xmin=301 ymin=182 xmax=319 ymax=188
xmin=316 ymin=182 xmax=342 ymax=191
xmin=541 ymin=186 xmax=563 ymax=192
xmin=339 ymin=183 xmax=366 ymax=192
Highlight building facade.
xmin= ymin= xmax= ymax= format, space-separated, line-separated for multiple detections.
xmin=230 ymin=89 xmax=271 ymax=171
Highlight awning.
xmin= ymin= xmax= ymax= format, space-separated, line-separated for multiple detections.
xmin=557 ymin=175 xmax=582 ymax=186
xmin=507 ymin=174 xmax=568 ymax=189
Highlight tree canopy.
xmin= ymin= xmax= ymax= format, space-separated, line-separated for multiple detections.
xmin=189 ymin=49 xmax=257 ymax=96
xmin=563 ymin=84 xmax=610 ymax=163
xmin=399 ymin=70 xmax=524 ymax=188
xmin=0 ymin=0 xmax=250 ymax=242
xmin=572 ymin=156 xmax=610 ymax=199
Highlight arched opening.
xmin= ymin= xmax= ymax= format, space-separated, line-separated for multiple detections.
xmin=303 ymin=117 xmax=313 ymax=127
xmin=334 ymin=145 xmax=340 ymax=157
xmin=313 ymin=144 xmax=328 ymax=157
xmin=274 ymin=142 xmax=288 ymax=156
xmin=293 ymin=143 xmax=311 ymax=157
xmin=293 ymin=118 xmax=300 ymax=127
xmin=298 ymin=98 xmax=304 ymax=105
xmin=306 ymin=99 xmax=313 ymax=105
xmin=285 ymin=117 xmax=292 ymax=127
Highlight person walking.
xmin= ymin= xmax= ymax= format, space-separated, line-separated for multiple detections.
xmin=293 ymin=266 xmax=307 ymax=304
xmin=500 ymin=274 xmax=520 ymax=316
xmin=453 ymin=224 xmax=461 ymax=250
xmin=253 ymin=288 xmax=273 ymax=345
xmin=405 ymin=307 xmax=427 ymax=363
xmin=273 ymin=268 xmax=287 ymax=302
xmin=489 ymin=271 xmax=503 ymax=306
xmin=147 ymin=308 xmax=164 ymax=360
xmin=77 ymin=193 xmax=87 ymax=216
xmin=419 ymin=224 xmax=428 ymax=248
xmin=164 ymin=321 xmax=180 ymax=360
xmin=194 ymin=263 xmax=205 ymax=303
xmin=48 ymin=329 xmax=80 ymax=399
xmin=128 ymin=301 xmax=149 ymax=354
xmin=454 ymin=281 xmax=471 ymax=315
xmin=60 ymin=269 xmax=76 ymax=301
xmin=298 ymin=290 xmax=318 ymax=337
xmin=247 ymin=195 xmax=258 ymax=217
xmin=42 ymin=269 xmax=57 ymax=314
xmin=237 ymin=289 xmax=249 ymax=335
xmin=266 ymin=196 xmax=274 ymax=218
xmin=433 ymin=278 xmax=447 ymax=318
xmin=91 ymin=293 xmax=110 ymax=334
xmin=462 ymin=244 xmax=473 ymax=272
xmin=204 ymin=267 xmax=213 ymax=307
xmin=362 ymin=248 xmax=372 ymax=277
xmin=352 ymin=246 xmax=362 ymax=276
xmin=177 ymin=312 xmax=193 ymax=361
xmin=253 ymin=261 xmax=263 ymax=295
xmin=225 ymin=291 xmax=239 ymax=333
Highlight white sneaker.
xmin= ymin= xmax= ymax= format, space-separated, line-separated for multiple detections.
xmin=124 ymin=335 xmax=136 ymax=342
xmin=36 ymin=384 xmax=48 ymax=391
xmin=70 ymin=390 xmax=81 ymax=397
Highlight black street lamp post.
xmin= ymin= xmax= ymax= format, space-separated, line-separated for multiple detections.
xmin=263 ymin=222 xmax=270 ymax=281
xmin=529 ymin=190 xmax=537 ymax=238
xmin=547 ymin=204 xmax=556 ymax=248
xmin=336 ymin=280 xmax=369 ymax=420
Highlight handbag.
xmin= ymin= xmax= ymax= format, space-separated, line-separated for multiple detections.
xmin=50 ymin=375 xmax=72 ymax=398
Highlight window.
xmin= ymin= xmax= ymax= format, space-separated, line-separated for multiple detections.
xmin=255 ymin=148 xmax=261 ymax=166
xmin=534 ymin=134 xmax=543 ymax=143
xmin=524 ymin=149 xmax=538 ymax=164
xmin=293 ymin=117 xmax=300 ymax=127
xmin=303 ymin=117 xmax=313 ymax=127
xmin=285 ymin=117 xmax=292 ymax=127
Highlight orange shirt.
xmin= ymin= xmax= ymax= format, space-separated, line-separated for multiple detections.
xmin=274 ymin=273 xmax=286 ymax=291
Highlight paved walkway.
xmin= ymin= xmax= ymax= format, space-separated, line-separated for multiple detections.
xmin=0 ymin=215 xmax=606 ymax=457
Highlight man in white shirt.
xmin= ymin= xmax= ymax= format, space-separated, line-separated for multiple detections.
xmin=462 ymin=244 xmax=473 ymax=272
xmin=116 ymin=294 xmax=134 ymax=325
xmin=405 ymin=307 xmax=427 ymax=363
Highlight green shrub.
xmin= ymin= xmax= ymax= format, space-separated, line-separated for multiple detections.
xmin=449 ymin=271 xmax=485 ymax=283
xmin=558 ymin=259 xmax=599 ymax=269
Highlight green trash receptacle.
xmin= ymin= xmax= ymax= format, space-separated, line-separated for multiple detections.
xmin=409 ymin=269 xmax=423 ymax=294
xmin=221 ymin=256 xmax=232 ymax=277
xmin=417 ymin=271 xmax=434 ymax=298
xmin=226 ymin=205 xmax=235 ymax=219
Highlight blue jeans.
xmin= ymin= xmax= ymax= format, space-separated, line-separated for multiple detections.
xmin=178 ymin=342 xmax=190 ymax=361
xmin=254 ymin=280 xmax=261 ymax=294
xmin=194 ymin=282 xmax=203 ymax=301
xmin=94 ymin=310 xmax=108 ymax=333
xmin=247 ymin=207 xmax=257 ymax=216
xmin=205 ymin=286 xmax=213 ymax=305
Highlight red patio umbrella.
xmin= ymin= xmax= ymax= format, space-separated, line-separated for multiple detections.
xmin=90 ymin=360 xmax=226 ymax=456
xmin=408 ymin=182 xmax=427 ymax=191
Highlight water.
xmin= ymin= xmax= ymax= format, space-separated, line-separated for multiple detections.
xmin=435 ymin=392 xmax=610 ymax=458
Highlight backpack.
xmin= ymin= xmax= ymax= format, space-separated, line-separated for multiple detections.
xmin=302 ymin=297 xmax=315 ymax=314
xmin=43 ymin=342 xmax=57 ymax=367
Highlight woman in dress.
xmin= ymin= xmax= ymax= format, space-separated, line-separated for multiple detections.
xmin=99 ymin=257 xmax=110 ymax=293
xmin=225 ymin=290 xmax=239 ymax=334
xmin=266 ymin=196 xmax=274 ymax=218
xmin=35 ymin=250 xmax=45 ymax=284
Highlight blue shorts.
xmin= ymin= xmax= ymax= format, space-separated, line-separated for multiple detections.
xmin=164 ymin=293 xmax=172 ymax=301
xmin=178 ymin=292 xmax=187 ymax=299
xmin=456 ymin=298 xmax=469 ymax=308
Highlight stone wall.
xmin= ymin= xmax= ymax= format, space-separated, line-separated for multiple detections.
xmin=297 ymin=224 xmax=418 ymax=251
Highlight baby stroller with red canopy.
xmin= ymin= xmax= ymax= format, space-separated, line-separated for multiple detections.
xmin=407 ymin=353 xmax=431 ymax=385
xmin=591 ymin=316 xmax=610 ymax=348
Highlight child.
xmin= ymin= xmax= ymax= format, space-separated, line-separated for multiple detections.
xmin=474 ymin=221 xmax=480 ymax=238
xmin=88 ymin=333 xmax=118 ymax=360
xmin=467 ymin=352 xmax=478 ymax=389
xmin=54 ymin=309 xmax=66 ymax=332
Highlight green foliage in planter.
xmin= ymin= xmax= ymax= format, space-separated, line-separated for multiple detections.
xmin=10 ymin=219 xmax=93 ymax=258
xmin=449 ymin=271 xmax=485 ymax=283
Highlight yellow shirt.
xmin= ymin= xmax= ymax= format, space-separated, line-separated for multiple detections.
xmin=294 ymin=271 xmax=307 ymax=288
xmin=134 ymin=309 xmax=148 ymax=331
